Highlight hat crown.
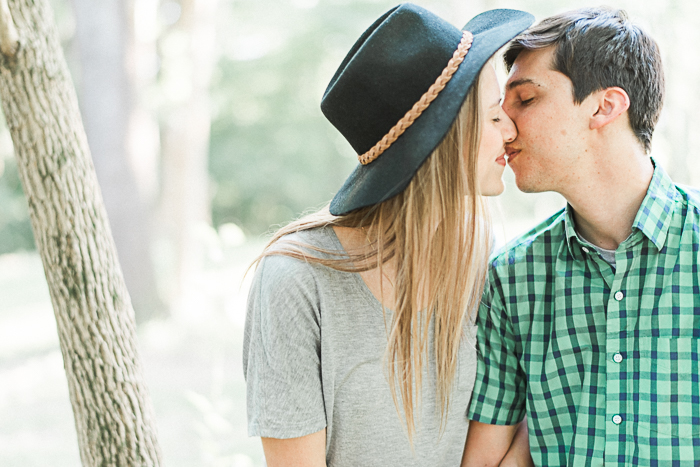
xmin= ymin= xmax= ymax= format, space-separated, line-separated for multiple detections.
xmin=321 ymin=3 xmax=463 ymax=155
xmin=324 ymin=5 xmax=535 ymax=216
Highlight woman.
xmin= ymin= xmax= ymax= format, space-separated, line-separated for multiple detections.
xmin=243 ymin=4 xmax=534 ymax=466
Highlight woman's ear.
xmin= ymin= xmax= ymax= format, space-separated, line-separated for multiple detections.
xmin=589 ymin=87 xmax=630 ymax=130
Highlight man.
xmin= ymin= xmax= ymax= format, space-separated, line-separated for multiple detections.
xmin=462 ymin=7 xmax=700 ymax=467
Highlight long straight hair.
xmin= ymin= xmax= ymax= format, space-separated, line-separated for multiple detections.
xmin=252 ymin=70 xmax=490 ymax=441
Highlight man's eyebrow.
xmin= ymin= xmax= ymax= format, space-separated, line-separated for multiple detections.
xmin=506 ymin=78 xmax=540 ymax=90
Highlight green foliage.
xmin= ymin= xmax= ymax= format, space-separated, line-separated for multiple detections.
xmin=0 ymin=155 xmax=35 ymax=254
xmin=209 ymin=0 xmax=402 ymax=235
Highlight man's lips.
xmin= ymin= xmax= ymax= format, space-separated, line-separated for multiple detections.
xmin=505 ymin=148 xmax=521 ymax=163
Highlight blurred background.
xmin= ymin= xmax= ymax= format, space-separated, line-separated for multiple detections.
xmin=1 ymin=0 xmax=698 ymax=465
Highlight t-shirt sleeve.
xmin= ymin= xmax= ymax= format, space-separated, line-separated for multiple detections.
xmin=467 ymin=269 xmax=526 ymax=425
xmin=242 ymin=254 xmax=327 ymax=438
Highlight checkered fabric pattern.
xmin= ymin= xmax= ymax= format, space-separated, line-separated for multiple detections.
xmin=468 ymin=162 xmax=700 ymax=466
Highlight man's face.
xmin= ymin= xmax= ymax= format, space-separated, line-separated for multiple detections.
xmin=502 ymin=47 xmax=591 ymax=193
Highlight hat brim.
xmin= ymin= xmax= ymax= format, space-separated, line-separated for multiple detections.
xmin=329 ymin=9 xmax=534 ymax=216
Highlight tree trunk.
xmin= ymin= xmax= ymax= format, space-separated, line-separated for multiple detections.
xmin=0 ymin=0 xmax=163 ymax=464
xmin=72 ymin=0 xmax=164 ymax=323
xmin=158 ymin=0 xmax=217 ymax=316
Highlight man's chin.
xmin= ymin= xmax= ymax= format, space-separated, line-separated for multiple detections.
xmin=513 ymin=176 xmax=545 ymax=194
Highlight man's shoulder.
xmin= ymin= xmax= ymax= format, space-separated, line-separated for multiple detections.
xmin=490 ymin=208 xmax=567 ymax=269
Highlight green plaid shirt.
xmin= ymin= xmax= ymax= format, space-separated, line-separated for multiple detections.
xmin=468 ymin=162 xmax=700 ymax=466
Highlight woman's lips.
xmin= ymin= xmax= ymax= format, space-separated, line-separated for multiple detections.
xmin=496 ymin=154 xmax=506 ymax=166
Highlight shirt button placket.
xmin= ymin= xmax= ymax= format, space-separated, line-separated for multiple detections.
xmin=606 ymin=285 xmax=626 ymax=464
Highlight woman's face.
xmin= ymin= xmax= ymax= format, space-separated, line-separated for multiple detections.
xmin=475 ymin=64 xmax=517 ymax=196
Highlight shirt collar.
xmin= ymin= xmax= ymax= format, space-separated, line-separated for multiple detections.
xmin=564 ymin=158 xmax=679 ymax=258
xmin=563 ymin=205 xmax=583 ymax=260
xmin=631 ymin=159 xmax=680 ymax=250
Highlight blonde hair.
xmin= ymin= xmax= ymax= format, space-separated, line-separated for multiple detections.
xmin=252 ymin=71 xmax=490 ymax=441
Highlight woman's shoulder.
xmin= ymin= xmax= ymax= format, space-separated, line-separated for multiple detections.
xmin=266 ymin=225 xmax=344 ymax=260
xmin=281 ymin=224 xmax=339 ymax=246
xmin=249 ymin=226 xmax=353 ymax=318
xmin=256 ymin=225 xmax=343 ymax=282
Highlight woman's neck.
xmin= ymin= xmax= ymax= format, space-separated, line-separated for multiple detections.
xmin=332 ymin=225 xmax=397 ymax=309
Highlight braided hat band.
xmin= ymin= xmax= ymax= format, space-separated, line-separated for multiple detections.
xmin=358 ymin=30 xmax=474 ymax=166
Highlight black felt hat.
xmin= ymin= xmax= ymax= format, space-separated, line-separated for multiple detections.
xmin=322 ymin=3 xmax=534 ymax=216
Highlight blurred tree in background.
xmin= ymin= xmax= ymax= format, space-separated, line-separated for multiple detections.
xmin=71 ymin=0 xmax=164 ymax=322
xmin=158 ymin=0 xmax=219 ymax=315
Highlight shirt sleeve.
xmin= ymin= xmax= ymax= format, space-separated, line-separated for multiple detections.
xmin=242 ymin=254 xmax=327 ymax=438
xmin=467 ymin=269 xmax=527 ymax=425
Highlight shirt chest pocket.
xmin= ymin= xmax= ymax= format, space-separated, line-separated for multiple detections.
xmin=636 ymin=337 xmax=700 ymax=438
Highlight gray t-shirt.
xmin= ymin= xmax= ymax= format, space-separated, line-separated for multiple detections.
xmin=243 ymin=226 xmax=477 ymax=466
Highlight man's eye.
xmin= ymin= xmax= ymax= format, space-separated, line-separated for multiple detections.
xmin=520 ymin=98 xmax=533 ymax=105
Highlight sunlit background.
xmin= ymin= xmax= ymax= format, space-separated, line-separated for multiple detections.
xmin=1 ymin=0 xmax=699 ymax=465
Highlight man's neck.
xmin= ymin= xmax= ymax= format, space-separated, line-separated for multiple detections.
xmin=560 ymin=152 xmax=654 ymax=251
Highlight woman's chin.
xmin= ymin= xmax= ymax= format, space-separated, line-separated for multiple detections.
xmin=479 ymin=181 xmax=505 ymax=197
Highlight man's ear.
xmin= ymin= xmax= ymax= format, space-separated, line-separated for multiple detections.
xmin=589 ymin=87 xmax=630 ymax=130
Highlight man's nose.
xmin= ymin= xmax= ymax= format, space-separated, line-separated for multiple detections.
xmin=501 ymin=112 xmax=517 ymax=143
xmin=501 ymin=104 xmax=518 ymax=143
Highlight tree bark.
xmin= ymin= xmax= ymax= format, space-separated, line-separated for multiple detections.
xmin=0 ymin=0 xmax=163 ymax=464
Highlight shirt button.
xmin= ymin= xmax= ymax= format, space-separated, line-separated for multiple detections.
xmin=614 ymin=291 xmax=624 ymax=301
xmin=613 ymin=353 xmax=623 ymax=363
xmin=612 ymin=414 xmax=623 ymax=425
xmin=582 ymin=246 xmax=590 ymax=253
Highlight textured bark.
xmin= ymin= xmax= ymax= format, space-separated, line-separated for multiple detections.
xmin=0 ymin=0 xmax=163 ymax=464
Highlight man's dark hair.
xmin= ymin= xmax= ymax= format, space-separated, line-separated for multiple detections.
xmin=504 ymin=7 xmax=664 ymax=153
